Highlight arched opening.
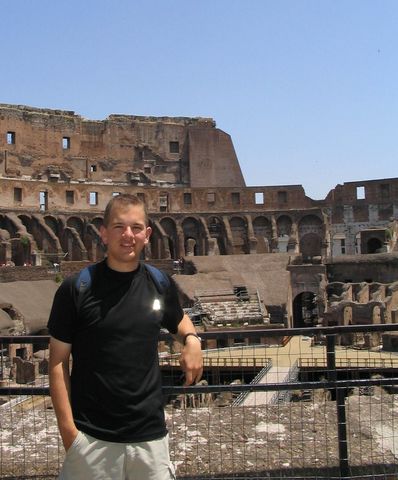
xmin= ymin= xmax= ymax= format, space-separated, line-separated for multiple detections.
xmin=184 ymin=236 xmax=198 ymax=256
xmin=148 ymin=221 xmax=164 ymax=259
xmin=160 ymin=218 xmax=178 ymax=259
xmin=229 ymin=216 xmax=249 ymax=254
xmin=292 ymin=292 xmax=318 ymax=328
xmin=298 ymin=215 xmax=323 ymax=259
xmin=92 ymin=217 xmax=104 ymax=231
xmin=0 ymin=215 xmax=18 ymax=238
xmin=253 ymin=216 xmax=272 ymax=253
xmin=367 ymin=238 xmax=383 ymax=254
xmin=18 ymin=215 xmax=33 ymax=234
xmin=276 ymin=215 xmax=292 ymax=253
xmin=44 ymin=216 xmax=60 ymax=236
xmin=207 ymin=216 xmax=227 ymax=255
xmin=67 ymin=216 xmax=84 ymax=238
xmin=182 ymin=217 xmax=203 ymax=256
xmin=277 ymin=215 xmax=292 ymax=236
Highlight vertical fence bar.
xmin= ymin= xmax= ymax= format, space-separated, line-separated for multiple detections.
xmin=326 ymin=334 xmax=349 ymax=478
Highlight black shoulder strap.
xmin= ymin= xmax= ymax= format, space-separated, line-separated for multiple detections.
xmin=144 ymin=263 xmax=170 ymax=294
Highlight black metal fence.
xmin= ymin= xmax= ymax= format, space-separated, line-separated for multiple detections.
xmin=1 ymin=324 xmax=398 ymax=479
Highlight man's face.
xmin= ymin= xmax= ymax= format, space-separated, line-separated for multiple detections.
xmin=100 ymin=204 xmax=151 ymax=272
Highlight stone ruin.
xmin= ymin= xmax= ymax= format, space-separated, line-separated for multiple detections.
xmin=0 ymin=103 xmax=397 ymax=349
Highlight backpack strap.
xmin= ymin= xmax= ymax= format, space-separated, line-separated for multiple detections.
xmin=74 ymin=263 xmax=169 ymax=311
xmin=144 ymin=263 xmax=170 ymax=294
xmin=75 ymin=263 xmax=97 ymax=293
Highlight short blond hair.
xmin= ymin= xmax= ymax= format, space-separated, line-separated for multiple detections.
xmin=103 ymin=194 xmax=148 ymax=227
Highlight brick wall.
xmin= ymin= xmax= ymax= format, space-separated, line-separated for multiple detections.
xmin=0 ymin=266 xmax=55 ymax=283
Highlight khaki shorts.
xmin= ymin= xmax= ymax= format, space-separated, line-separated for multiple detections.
xmin=59 ymin=431 xmax=176 ymax=480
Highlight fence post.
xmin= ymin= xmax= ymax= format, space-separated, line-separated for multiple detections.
xmin=326 ymin=334 xmax=349 ymax=478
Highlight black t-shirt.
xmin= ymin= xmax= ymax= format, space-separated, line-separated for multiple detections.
xmin=47 ymin=260 xmax=183 ymax=443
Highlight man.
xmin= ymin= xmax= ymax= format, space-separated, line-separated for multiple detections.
xmin=48 ymin=194 xmax=203 ymax=480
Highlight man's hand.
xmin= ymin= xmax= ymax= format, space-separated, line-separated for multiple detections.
xmin=179 ymin=335 xmax=203 ymax=385
xmin=49 ymin=337 xmax=79 ymax=452
xmin=61 ymin=426 xmax=80 ymax=452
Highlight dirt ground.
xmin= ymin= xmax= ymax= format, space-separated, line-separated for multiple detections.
xmin=0 ymin=392 xmax=397 ymax=479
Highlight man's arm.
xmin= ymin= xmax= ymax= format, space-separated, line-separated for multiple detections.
xmin=173 ymin=314 xmax=203 ymax=385
xmin=49 ymin=336 xmax=78 ymax=451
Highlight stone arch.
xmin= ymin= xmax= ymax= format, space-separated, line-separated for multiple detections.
xmin=82 ymin=219 xmax=104 ymax=263
xmin=15 ymin=215 xmax=35 ymax=265
xmin=292 ymin=291 xmax=318 ymax=328
xmin=61 ymin=227 xmax=87 ymax=261
xmin=367 ymin=237 xmax=383 ymax=254
xmin=298 ymin=215 xmax=323 ymax=258
xmin=276 ymin=215 xmax=292 ymax=252
xmin=298 ymin=214 xmax=323 ymax=236
xmin=229 ymin=216 xmax=249 ymax=254
xmin=44 ymin=215 xmax=61 ymax=236
xmin=182 ymin=217 xmax=203 ymax=256
xmin=148 ymin=220 xmax=168 ymax=259
xmin=18 ymin=214 xmax=34 ymax=234
xmin=277 ymin=215 xmax=292 ymax=236
xmin=0 ymin=214 xmax=18 ymax=238
xmin=66 ymin=216 xmax=85 ymax=238
xmin=91 ymin=217 xmax=104 ymax=231
xmin=207 ymin=216 xmax=227 ymax=255
xmin=253 ymin=216 xmax=272 ymax=253
xmin=160 ymin=217 xmax=178 ymax=259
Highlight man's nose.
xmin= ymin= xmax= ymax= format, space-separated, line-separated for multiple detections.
xmin=123 ymin=226 xmax=135 ymax=236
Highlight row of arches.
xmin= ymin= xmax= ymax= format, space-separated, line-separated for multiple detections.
xmin=0 ymin=212 xmax=326 ymax=265
xmin=152 ymin=213 xmax=325 ymax=258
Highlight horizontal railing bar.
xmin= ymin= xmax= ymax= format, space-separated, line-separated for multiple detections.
xmin=0 ymin=387 xmax=50 ymax=396
xmin=1 ymin=323 xmax=398 ymax=344
xmin=2 ymin=377 xmax=396 ymax=396
xmin=162 ymin=377 xmax=398 ymax=394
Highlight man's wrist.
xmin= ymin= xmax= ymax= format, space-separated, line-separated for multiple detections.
xmin=183 ymin=332 xmax=202 ymax=345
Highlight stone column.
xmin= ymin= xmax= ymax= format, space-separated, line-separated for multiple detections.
xmin=245 ymin=215 xmax=258 ymax=254
xmin=176 ymin=222 xmax=185 ymax=257
xmin=154 ymin=220 xmax=171 ymax=259
xmin=222 ymin=216 xmax=234 ymax=255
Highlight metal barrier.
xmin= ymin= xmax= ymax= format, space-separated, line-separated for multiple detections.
xmin=1 ymin=324 xmax=398 ymax=479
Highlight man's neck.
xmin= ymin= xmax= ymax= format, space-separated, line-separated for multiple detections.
xmin=105 ymin=257 xmax=140 ymax=273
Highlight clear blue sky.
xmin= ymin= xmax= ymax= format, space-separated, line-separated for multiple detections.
xmin=2 ymin=0 xmax=397 ymax=199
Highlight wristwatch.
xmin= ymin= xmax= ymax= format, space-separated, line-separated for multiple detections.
xmin=183 ymin=332 xmax=202 ymax=345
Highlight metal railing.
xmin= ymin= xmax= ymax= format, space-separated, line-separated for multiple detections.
xmin=1 ymin=323 xmax=398 ymax=479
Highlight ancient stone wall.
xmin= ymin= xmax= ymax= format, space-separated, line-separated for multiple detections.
xmin=0 ymin=103 xmax=397 ymax=266
xmin=0 ymin=177 xmax=315 ymax=213
xmin=0 ymin=266 xmax=54 ymax=283
xmin=0 ymin=104 xmax=244 ymax=188
xmin=326 ymin=253 xmax=398 ymax=284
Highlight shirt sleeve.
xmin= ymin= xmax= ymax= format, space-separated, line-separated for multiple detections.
xmin=161 ymin=275 xmax=184 ymax=334
xmin=47 ymin=275 xmax=77 ymax=344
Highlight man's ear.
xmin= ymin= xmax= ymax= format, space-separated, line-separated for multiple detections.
xmin=145 ymin=226 xmax=152 ymax=244
xmin=100 ymin=225 xmax=108 ymax=245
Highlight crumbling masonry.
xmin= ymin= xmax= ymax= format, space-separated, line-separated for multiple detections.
xmin=0 ymin=103 xmax=398 ymax=342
